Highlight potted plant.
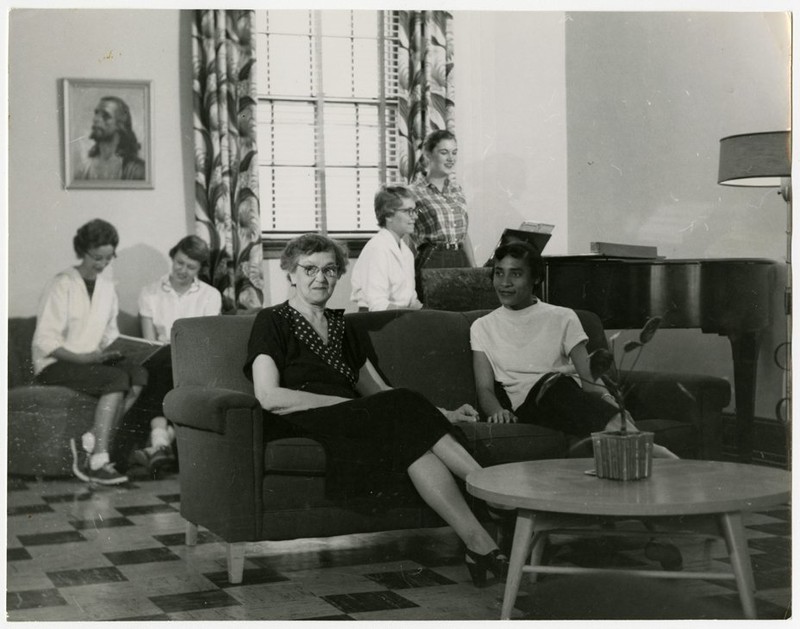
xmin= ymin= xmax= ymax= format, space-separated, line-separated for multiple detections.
xmin=588 ymin=316 xmax=662 ymax=480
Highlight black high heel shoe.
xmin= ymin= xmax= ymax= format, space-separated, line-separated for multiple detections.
xmin=465 ymin=548 xmax=509 ymax=587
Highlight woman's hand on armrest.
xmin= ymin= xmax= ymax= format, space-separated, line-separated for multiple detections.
xmin=486 ymin=409 xmax=517 ymax=424
xmin=472 ymin=349 xmax=515 ymax=423
xmin=438 ymin=403 xmax=480 ymax=424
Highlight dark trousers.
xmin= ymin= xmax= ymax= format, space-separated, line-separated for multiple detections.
xmin=111 ymin=345 xmax=173 ymax=468
xmin=414 ymin=243 xmax=469 ymax=302
xmin=515 ymin=374 xmax=619 ymax=438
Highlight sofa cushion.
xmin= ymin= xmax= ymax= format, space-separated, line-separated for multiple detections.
xmin=265 ymin=437 xmax=327 ymax=474
xmin=171 ymin=314 xmax=256 ymax=394
xmin=349 ymin=309 xmax=478 ymax=410
xmin=263 ymin=422 xmax=571 ymax=476
xmin=459 ymin=422 xmax=569 ymax=464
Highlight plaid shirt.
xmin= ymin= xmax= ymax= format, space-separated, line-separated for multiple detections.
xmin=410 ymin=173 xmax=469 ymax=247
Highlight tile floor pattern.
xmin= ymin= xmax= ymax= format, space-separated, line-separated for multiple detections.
xmin=6 ymin=473 xmax=791 ymax=621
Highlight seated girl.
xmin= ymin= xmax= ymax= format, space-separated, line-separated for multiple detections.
xmin=121 ymin=235 xmax=222 ymax=475
xmin=32 ymin=219 xmax=147 ymax=485
xmin=470 ymin=240 xmax=677 ymax=458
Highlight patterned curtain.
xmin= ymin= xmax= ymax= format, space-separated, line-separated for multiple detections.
xmin=397 ymin=11 xmax=456 ymax=182
xmin=192 ymin=10 xmax=263 ymax=313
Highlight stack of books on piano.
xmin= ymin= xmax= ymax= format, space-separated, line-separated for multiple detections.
xmin=590 ymin=241 xmax=659 ymax=259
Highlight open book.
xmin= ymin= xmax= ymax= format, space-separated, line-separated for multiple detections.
xmin=106 ymin=334 xmax=166 ymax=365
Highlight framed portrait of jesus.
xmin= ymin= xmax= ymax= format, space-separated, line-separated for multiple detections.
xmin=63 ymin=78 xmax=153 ymax=189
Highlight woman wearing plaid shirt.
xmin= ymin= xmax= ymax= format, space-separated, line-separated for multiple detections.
xmin=411 ymin=131 xmax=476 ymax=300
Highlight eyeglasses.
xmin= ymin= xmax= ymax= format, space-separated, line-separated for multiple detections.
xmin=296 ymin=263 xmax=340 ymax=279
xmin=395 ymin=205 xmax=419 ymax=216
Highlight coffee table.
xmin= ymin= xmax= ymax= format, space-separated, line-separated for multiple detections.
xmin=466 ymin=459 xmax=790 ymax=619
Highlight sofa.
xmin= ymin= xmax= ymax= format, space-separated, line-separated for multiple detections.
xmin=163 ymin=308 xmax=731 ymax=584
xmin=8 ymin=317 xmax=98 ymax=477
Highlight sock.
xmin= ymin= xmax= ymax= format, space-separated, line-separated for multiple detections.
xmin=150 ymin=426 xmax=171 ymax=449
xmin=81 ymin=431 xmax=96 ymax=453
xmin=89 ymin=451 xmax=110 ymax=471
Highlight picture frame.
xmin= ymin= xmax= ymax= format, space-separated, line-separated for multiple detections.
xmin=63 ymin=78 xmax=153 ymax=189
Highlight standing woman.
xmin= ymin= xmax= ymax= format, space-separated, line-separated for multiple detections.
xmin=246 ymin=234 xmax=506 ymax=587
xmin=411 ymin=130 xmax=475 ymax=300
xmin=32 ymin=219 xmax=147 ymax=485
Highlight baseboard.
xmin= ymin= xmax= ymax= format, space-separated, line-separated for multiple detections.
xmin=721 ymin=413 xmax=790 ymax=469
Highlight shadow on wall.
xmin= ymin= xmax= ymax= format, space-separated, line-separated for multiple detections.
xmin=464 ymin=151 xmax=529 ymax=262
xmin=114 ymin=243 xmax=168 ymax=336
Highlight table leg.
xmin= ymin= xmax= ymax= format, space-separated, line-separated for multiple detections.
xmin=719 ymin=511 xmax=757 ymax=619
xmin=501 ymin=510 xmax=535 ymax=620
xmin=528 ymin=532 xmax=548 ymax=584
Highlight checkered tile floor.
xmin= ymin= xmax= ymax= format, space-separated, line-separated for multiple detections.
xmin=6 ymin=472 xmax=791 ymax=621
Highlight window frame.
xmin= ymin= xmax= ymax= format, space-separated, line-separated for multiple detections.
xmin=255 ymin=9 xmax=401 ymax=258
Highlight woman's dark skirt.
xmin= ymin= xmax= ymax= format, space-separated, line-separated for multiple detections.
xmin=265 ymin=388 xmax=453 ymax=505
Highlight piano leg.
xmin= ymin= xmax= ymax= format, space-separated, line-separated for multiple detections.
xmin=728 ymin=331 xmax=763 ymax=463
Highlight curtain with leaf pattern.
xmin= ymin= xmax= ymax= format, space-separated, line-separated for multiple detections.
xmin=192 ymin=10 xmax=263 ymax=313
xmin=397 ymin=10 xmax=456 ymax=182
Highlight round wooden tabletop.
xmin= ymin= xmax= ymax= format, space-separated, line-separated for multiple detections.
xmin=466 ymin=459 xmax=791 ymax=517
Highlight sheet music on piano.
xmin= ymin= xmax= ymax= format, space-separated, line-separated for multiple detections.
xmin=497 ymin=222 xmax=555 ymax=255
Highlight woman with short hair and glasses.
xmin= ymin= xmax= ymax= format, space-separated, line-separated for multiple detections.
xmin=32 ymin=218 xmax=147 ymax=485
xmin=245 ymin=233 xmax=506 ymax=587
xmin=350 ymin=184 xmax=423 ymax=312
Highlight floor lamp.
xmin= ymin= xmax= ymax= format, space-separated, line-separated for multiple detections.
xmin=718 ymin=130 xmax=792 ymax=460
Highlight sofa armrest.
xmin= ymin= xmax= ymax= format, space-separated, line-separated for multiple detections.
xmin=9 ymin=385 xmax=98 ymax=410
xmin=163 ymin=385 xmax=265 ymax=543
xmin=163 ymin=385 xmax=260 ymax=434
xmin=623 ymin=370 xmax=730 ymax=421
xmin=622 ymin=370 xmax=731 ymax=460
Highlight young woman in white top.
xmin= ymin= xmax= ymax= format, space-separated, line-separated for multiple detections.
xmin=33 ymin=219 xmax=146 ymax=485
xmin=125 ymin=236 xmax=222 ymax=475
xmin=350 ymin=184 xmax=423 ymax=312
xmin=471 ymin=241 xmax=677 ymax=457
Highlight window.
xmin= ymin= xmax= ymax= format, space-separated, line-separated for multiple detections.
xmin=255 ymin=10 xmax=401 ymax=241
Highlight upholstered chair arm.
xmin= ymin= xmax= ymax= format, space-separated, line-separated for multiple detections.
xmin=163 ymin=385 xmax=266 ymax=543
xmin=163 ymin=386 xmax=261 ymax=433
xmin=622 ymin=370 xmax=731 ymax=460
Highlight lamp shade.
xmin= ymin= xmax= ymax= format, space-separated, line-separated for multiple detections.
xmin=718 ymin=130 xmax=791 ymax=187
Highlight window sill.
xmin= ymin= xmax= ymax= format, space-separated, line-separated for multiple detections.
xmin=262 ymin=233 xmax=374 ymax=259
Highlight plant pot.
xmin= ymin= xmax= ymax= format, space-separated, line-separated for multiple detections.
xmin=591 ymin=430 xmax=654 ymax=481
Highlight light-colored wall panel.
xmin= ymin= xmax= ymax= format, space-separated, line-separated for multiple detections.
xmin=8 ymin=9 xmax=193 ymax=333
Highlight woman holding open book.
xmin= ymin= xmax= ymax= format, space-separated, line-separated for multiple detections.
xmin=32 ymin=219 xmax=147 ymax=485
xmin=122 ymin=235 xmax=222 ymax=476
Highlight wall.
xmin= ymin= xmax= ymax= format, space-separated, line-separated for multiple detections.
xmin=8 ymin=9 xmax=194 ymax=333
xmin=455 ymin=11 xmax=569 ymax=263
xmin=566 ymin=12 xmax=791 ymax=419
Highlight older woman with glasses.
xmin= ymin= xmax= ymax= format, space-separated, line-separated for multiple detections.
xmin=350 ymin=184 xmax=423 ymax=312
xmin=245 ymin=233 xmax=505 ymax=587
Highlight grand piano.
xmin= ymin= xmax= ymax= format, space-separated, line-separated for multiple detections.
xmin=422 ymin=256 xmax=779 ymax=462
xmin=543 ymin=256 xmax=778 ymax=463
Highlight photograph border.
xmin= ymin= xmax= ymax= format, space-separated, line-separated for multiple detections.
xmin=63 ymin=78 xmax=153 ymax=190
